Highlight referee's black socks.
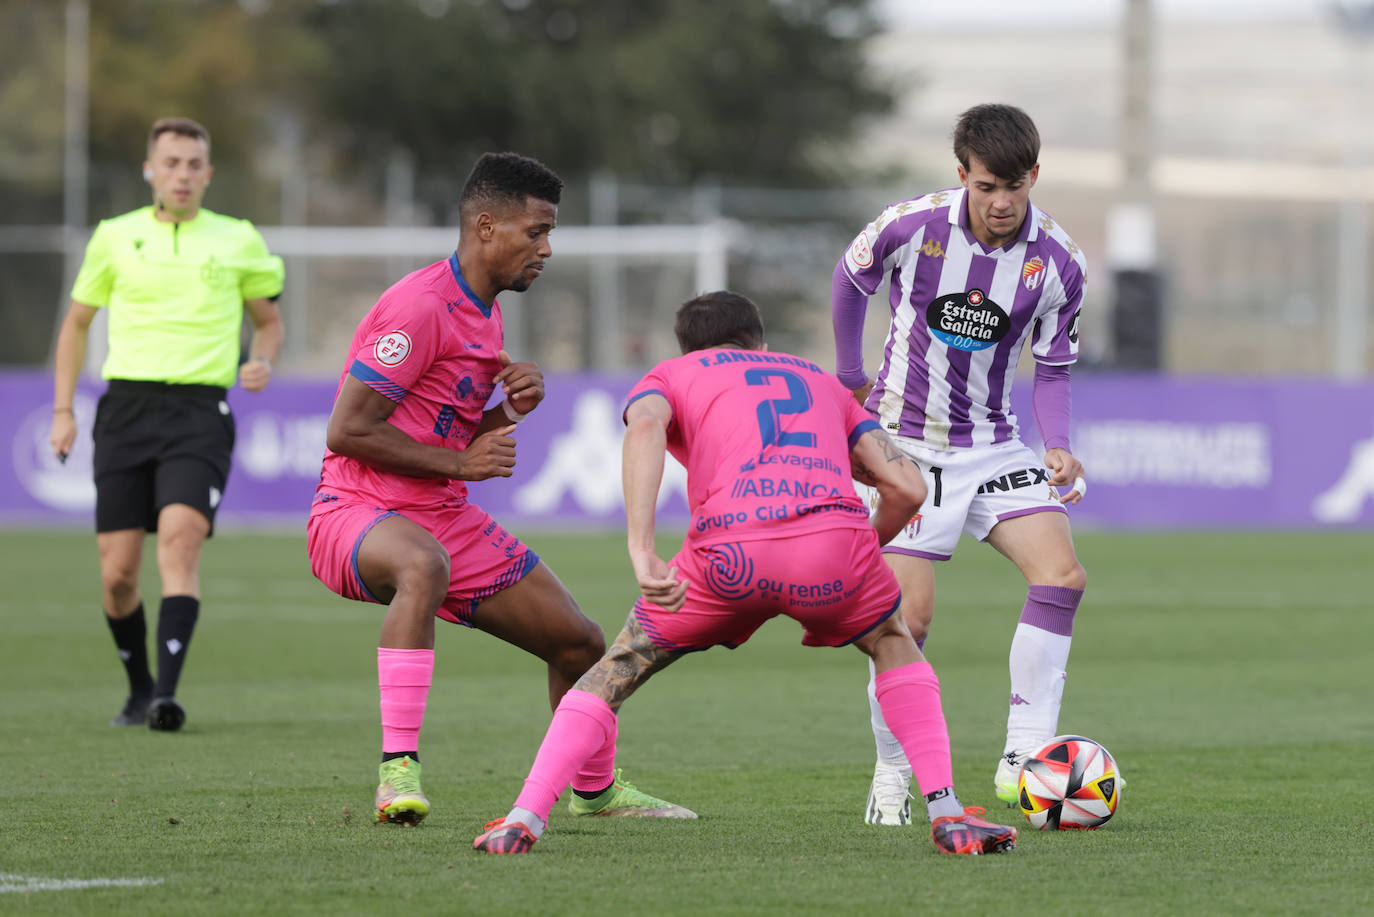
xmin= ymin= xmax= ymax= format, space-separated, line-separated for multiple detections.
xmin=154 ymin=595 xmax=200 ymax=698
xmin=106 ymin=603 xmax=154 ymax=698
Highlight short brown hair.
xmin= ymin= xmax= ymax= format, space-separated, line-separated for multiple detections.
xmin=952 ymin=104 xmax=1039 ymax=180
xmin=147 ymin=117 xmax=211 ymax=158
xmin=674 ymin=291 xmax=765 ymax=354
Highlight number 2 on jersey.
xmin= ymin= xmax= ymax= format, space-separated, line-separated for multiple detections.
xmin=744 ymin=368 xmax=817 ymax=450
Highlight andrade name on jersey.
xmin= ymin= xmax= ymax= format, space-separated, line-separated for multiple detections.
xmin=697 ymin=351 xmax=824 ymax=374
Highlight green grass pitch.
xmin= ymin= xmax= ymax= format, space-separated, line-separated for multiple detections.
xmin=1 ymin=528 xmax=1371 ymax=915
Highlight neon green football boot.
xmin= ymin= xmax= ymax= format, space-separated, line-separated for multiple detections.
xmin=375 ymin=756 xmax=430 ymax=825
xmin=568 ymin=769 xmax=697 ymax=819
xmin=994 ymin=751 xmax=1026 ymax=807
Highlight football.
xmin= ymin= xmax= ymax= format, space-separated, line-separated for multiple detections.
xmin=1017 ymin=735 xmax=1122 ymax=830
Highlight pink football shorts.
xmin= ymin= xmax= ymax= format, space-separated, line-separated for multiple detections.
xmin=633 ymin=525 xmax=901 ymax=653
xmin=307 ymin=499 xmax=538 ymax=626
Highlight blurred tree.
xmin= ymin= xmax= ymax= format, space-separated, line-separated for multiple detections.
xmin=3 ymin=0 xmax=892 ymax=217
xmin=0 ymin=0 xmax=894 ymax=364
xmin=294 ymin=0 xmax=894 ymax=217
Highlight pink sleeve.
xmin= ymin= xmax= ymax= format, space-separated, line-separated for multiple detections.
xmin=839 ymin=380 xmax=882 ymax=446
xmin=624 ymin=363 xmax=673 ymax=424
xmin=348 ymin=294 xmax=445 ymax=401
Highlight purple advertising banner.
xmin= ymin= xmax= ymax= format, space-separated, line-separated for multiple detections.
xmin=4 ymin=370 xmax=1373 ymax=530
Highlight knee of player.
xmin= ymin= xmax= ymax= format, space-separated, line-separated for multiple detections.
xmin=556 ymin=618 xmax=606 ymax=673
xmin=396 ymin=544 xmax=451 ymax=596
xmin=899 ymin=595 xmax=934 ymax=638
xmin=101 ymin=570 xmax=139 ymax=604
xmin=1044 ymin=562 xmax=1086 ymax=592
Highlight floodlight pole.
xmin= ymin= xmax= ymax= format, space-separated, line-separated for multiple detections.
xmin=60 ymin=0 xmax=95 ymax=371
xmin=1333 ymin=2 xmax=1373 ymax=378
xmin=1109 ymin=0 xmax=1162 ymax=370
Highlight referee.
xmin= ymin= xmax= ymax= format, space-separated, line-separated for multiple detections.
xmin=48 ymin=117 xmax=285 ymax=732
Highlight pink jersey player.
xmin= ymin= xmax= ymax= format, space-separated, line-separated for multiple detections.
xmin=309 ymin=152 xmax=690 ymax=832
xmin=307 ymin=254 xmax=537 ymax=625
xmin=623 ymin=347 xmax=888 ymax=650
xmin=473 ymin=291 xmax=1019 ymax=857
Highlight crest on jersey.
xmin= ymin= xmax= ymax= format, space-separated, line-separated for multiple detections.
xmin=847 ymin=230 xmax=874 ymax=269
xmin=1023 ymin=256 xmax=1046 ymax=291
xmin=374 ymin=330 xmax=412 ymax=366
xmin=926 ymin=288 xmax=1010 ymax=352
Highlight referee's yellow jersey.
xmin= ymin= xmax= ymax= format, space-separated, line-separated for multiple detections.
xmin=72 ymin=206 xmax=285 ymax=388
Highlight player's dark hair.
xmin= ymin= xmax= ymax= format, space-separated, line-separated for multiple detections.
xmin=952 ymin=104 xmax=1040 ymax=179
xmin=460 ymin=152 xmax=563 ymax=220
xmin=148 ymin=117 xmax=211 ymax=158
xmin=674 ymin=291 xmax=765 ymax=354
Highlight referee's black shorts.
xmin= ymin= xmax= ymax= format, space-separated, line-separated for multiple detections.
xmin=92 ymin=380 xmax=236 ymax=535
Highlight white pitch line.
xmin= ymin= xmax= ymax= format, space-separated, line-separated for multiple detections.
xmin=0 ymin=873 xmax=164 ymax=893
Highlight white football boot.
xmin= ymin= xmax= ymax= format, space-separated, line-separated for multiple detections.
xmin=865 ymin=759 xmax=913 ymax=825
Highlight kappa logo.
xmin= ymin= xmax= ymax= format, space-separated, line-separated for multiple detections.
xmin=1313 ymin=426 xmax=1374 ymax=522
xmin=1022 ymin=256 xmax=1046 ymax=291
xmin=512 ymin=389 xmax=688 ymax=516
xmin=919 ymin=238 xmax=946 ymax=259
xmin=375 ymin=330 xmax=412 ymax=367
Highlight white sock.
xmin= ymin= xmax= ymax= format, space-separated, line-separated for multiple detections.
xmin=924 ymin=787 xmax=964 ymax=821
xmin=1005 ymin=622 xmax=1071 ymax=755
xmin=507 ymin=806 xmax=546 ymax=839
xmin=867 ymin=658 xmax=908 ymax=765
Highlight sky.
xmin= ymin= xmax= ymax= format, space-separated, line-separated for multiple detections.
xmin=876 ymin=0 xmax=1343 ymax=28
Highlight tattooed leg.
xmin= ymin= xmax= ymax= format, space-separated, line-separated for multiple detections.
xmin=573 ymin=612 xmax=682 ymax=712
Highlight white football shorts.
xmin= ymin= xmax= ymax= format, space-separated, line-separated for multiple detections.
xmin=857 ymin=437 xmax=1067 ymax=560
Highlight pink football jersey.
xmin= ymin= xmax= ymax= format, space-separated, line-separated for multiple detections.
xmin=626 ymin=348 xmax=879 ymax=546
xmin=315 ymin=254 xmax=503 ymax=509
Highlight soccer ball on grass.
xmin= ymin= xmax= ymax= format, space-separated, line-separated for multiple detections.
xmin=1017 ymin=734 xmax=1121 ymax=830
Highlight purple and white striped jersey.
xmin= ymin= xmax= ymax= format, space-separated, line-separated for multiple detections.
xmin=835 ymin=187 xmax=1086 ymax=450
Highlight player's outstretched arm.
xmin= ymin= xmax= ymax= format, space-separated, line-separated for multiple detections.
xmin=326 ymin=374 xmax=517 ymax=481
xmin=851 ymin=426 xmax=927 ymax=546
xmin=622 ymin=395 xmax=687 ymax=612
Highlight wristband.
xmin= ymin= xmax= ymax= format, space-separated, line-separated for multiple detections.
xmin=53 ymin=407 xmax=74 ymax=414
xmin=500 ymin=398 xmax=528 ymax=423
